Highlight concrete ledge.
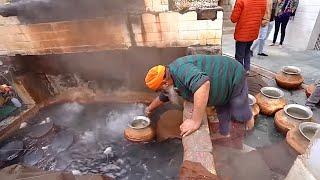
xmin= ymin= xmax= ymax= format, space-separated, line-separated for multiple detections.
xmin=181 ymin=107 xmax=216 ymax=175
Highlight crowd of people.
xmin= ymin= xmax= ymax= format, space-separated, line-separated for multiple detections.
xmin=231 ymin=0 xmax=299 ymax=73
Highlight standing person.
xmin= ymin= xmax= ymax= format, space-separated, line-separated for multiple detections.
xmin=251 ymin=0 xmax=277 ymax=57
xmin=144 ymin=55 xmax=254 ymax=139
xmin=270 ymin=0 xmax=299 ymax=48
xmin=306 ymin=81 xmax=320 ymax=110
xmin=230 ymin=0 xmax=267 ymax=72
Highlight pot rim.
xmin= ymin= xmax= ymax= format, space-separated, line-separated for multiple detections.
xmin=299 ymin=122 xmax=320 ymax=141
xmin=248 ymin=94 xmax=256 ymax=106
xmin=260 ymin=87 xmax=284 ymax=99
xmin=128 ymin=116 xmax=151 ymax=129
xmin=281 ymin=66 xmax=301 ymax=75
xmin=284 ymin=104 xmax=313 ymax=120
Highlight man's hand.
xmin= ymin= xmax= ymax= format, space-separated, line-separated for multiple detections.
xmin=144 ymin=106 xmax=152 ymax=117
xmin=180 ymin=119 xmax=201 ymax=137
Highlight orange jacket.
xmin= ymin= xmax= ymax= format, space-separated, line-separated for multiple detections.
xmin=230 ymin=0 xmax=267 ymax=42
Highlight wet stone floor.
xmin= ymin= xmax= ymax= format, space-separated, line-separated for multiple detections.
xmin=213 ymin=78 xmax=315 ymax=180
xmin=0 ymin=102 xmax=183 ymax=180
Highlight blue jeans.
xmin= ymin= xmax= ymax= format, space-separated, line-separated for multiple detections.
xmin=251 ymin=22 xmax=274 ymax=54
xmin=235 ymin=41 xmax=253 ymax=71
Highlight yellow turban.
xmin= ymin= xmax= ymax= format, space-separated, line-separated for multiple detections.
xmin=145 ymin=65 xmax=166 ymax=91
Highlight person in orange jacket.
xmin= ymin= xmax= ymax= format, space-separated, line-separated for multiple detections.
xmin=231 ymin=0 xmax=267 ymax=72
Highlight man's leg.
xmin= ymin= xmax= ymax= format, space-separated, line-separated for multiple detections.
xmin=251 ymin=26 xmax=264 ymax=53
xmin=272 ymin=18 xmax=281 ymax=44
xmin=266 ymin=21 xmax=274 ymax=39
xmin=257 ymin=25 xmax=268 ymax=55
xmin=230 ymin=79 xmax=254 ymax=130
xmin=235 ymin=41 xmax=246 ymax=67
xmin=306 ymin=85 xmax=320 ymax=110
xmin=244 ymin=41 xmax=253 ymax=71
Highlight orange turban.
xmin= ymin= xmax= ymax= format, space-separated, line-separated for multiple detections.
xmin=145 ymin=65 xmax=166 ymax=91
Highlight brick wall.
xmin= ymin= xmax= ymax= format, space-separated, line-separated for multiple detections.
xmin=0 ymin=1 xmax=223 ymax=56
xmin=136 ymin=11 xmax=223 ymax=47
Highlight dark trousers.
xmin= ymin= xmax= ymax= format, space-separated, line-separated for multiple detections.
xmin=272 ymin=16 xmax=290 ymax=45
xmin=215 ymin=79 xmax=252 ymax=135
xmin=235 ymin=41 xmax=253 ymax=71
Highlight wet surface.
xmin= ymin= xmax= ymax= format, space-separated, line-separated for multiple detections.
xmin=0 ymin=102 xmax=183 ymax=180
xmin=211 ymin=77 xmax=315 ymax=180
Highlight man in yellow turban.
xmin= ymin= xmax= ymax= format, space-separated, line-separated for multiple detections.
xmin=144 ymin=55 xmax=254 ymax=138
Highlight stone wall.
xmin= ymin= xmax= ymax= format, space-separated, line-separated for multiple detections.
xmin=0 ymin=1 xmax=223 ymax=56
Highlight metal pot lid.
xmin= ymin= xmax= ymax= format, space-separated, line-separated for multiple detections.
xmin=23 ymin=148 xmax=44 ymax=166
xmin=51 ymin=131 xmax=74 ymax=153
xmin=284 ymin=104 xmax=313 ymax=120
xmin=0 ymin=140 xmax=23 ymax=161
xmin=28 ymin=120 xmax=54 ymax=138
xmin=248 ymin=94 xmax=256 ymax=106
xmin=128 ymin=116 xmax=151 ymax=130
xmin=260 ymin=87 xmax=284 ymax=99
xmin=299 ymin=122 xmax=320 ymax=141
xmin=281 ymin=66 xmax=301 ymax=75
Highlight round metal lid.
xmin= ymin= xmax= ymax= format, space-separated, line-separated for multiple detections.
xmin=28 ymin=120 xmax=54 ymax=138
xmin=23 ymin=148 xmax=44 ymax=166
xmin=0 ymin=140 xmax=23 ymax=161
xmin=51 ymin=131 xmax=74 ymax=153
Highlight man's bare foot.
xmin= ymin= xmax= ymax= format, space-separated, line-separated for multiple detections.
xmin=246 ymin=118 xmax=255 ymax=131
xmin=211 ymin=132 xmax=231 ymax=140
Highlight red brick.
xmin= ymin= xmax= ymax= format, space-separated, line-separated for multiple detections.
xmin=0 ymin=25 xmax=22 ymax=34
xmin=28 ymin=32 xmax=58 ymax=41
xmin=31 ymin=40 xmax=61 ymax=49
xmin=145 ymin=32 xmax=161 ymax=42
xmin=179 ymin=30 xmax=198 ymax=40
xmin=179 ymin=21 xmax=199 ymax=31
xmin=27 ymin=23 xmax=53 ymax=33
xmin=162 ymin=32 xmax=178 ymax=41
xmin=179 ymin=11 xmax=197 ymax=21
xmin=207 ymin=38 xmax=221 ymax=45
xmin=159 ymin=12 xmax=179 ymax=23
xmin=142 ymin=13 xmax=157 ymax=24
xmin=143 ymin=22 xmax=159 ymax=33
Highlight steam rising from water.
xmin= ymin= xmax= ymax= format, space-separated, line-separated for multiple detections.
xmin=104 ymin=103 xmax=145 ymax=138
xmin=56 ymin=102 xmax=84 ymax=125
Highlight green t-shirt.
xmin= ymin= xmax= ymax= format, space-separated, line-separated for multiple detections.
xmin=162 ymin=55 xmax=245 ymax=106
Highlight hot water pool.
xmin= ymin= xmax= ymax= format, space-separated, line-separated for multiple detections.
xmin=0 ymin=102 xmax=183 ymax=179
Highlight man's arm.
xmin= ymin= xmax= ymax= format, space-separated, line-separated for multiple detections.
xmin=262 ymin=0 xmax=271 ymax=26
xmin=145 ymin=95 xmax=167 ymax=116
xmin=180 ymin=80 xmax=210 ymax=137
xmin=230 ymin=0 xmax=244 ymax=23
